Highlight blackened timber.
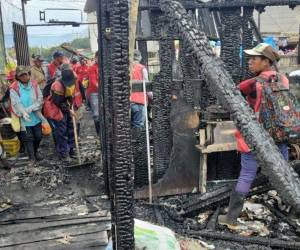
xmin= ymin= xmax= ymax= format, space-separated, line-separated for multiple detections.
xmin=196 ymin=0 xmax=300 ymax=9
xmin=152 ymin=39 xmax=173 ymax=181
xmin=138 ymin=0 xmax=300 ymax=11
xmin=249 ymin=17 xmax=263 ymax=43
xmin=110 ymin=0 xmax=134 ymax=248
xmin=241 ymin=8 xmax=254 ymax=80
xmin=160 ymin=0 xmax=300 ymax=210
xmin=187 ymin=230 xmax=300 ymax=249
xmin=220 ymin=6 xmax=242 ymax=83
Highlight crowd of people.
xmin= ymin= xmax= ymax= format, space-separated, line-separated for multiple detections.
xmin=0 ymin=50 xmax=100 ymax=167
xmin=0 ymin=49 xmax=150 ymax=168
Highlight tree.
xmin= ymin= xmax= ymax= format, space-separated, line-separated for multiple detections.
xmin=29 ymin=37 xmax=90 ymax=62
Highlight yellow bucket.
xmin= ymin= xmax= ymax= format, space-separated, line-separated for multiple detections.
xmin=0 ymin=137 xmax=20 ymax=157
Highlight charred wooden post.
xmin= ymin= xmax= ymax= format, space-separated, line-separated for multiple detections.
xmin=179 ymin=42 xmax=199 ymax=106
xmin=97 ymin=0 xmax=113 ymax=196
xmin=220 ymin=6 xmax=242 ymax=83
xmin=160 ymin=0 xmax=300 ymax=210
xmin=110 ymin=0 xmax=134 ymax=248
xmin=138 ymin=40 xmax=148 ymax=66
xmin=241 ymin=7 xmax=254 ymax=80
xmin=152 ymin=38 xmax=173 ymax=181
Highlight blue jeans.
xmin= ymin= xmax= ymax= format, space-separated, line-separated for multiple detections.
xmin=88 ymin=93 xmax=99 ymax=122
xmin=48 ymin=112 xmax=75 ymax=157
xmin=131 ymin=103 xmax=145 ymax=128
xmin=235 ymin=144 xmax=289 ymax=194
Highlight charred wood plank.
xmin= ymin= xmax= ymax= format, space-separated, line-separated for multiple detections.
xmin=0 ymin=216 xmax=110 ymax=235
xmin=0 ymin=223 xmax=110 ymax=248
xmin=160 ymin=0 xmax=300 ymax=211
xmin=0 ymin=232 xmax=108 ymax=250
xmin=181 ymin=185 xmax=233 ymax=217
xmin=206 ymin=206 xmax=220 ymax=230
xmin=196 ymin=0 xmax=300 ymax=9
xmin=187 ymin=230 xmax=300 ymax=249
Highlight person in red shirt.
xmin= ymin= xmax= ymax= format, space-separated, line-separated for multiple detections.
xmin=76 ymin=57 xmax=89 ymax=84
xmin=130 ymin=50 xmax=151 ymax=128
xmin=219 ymin=43 xmax=289 ymax=229
xmin=87 ymin=51 xmax=100 ymax=135
xmin=71 ymin=58 xmax=79 ymax=72
xmin=47 ymin=51 xmax=64 ymax=81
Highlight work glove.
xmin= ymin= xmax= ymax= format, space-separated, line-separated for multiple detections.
xmin=22 ymin=112 xmax=31 ymax=122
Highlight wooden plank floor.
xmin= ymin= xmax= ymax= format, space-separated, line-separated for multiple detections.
xmin=0 ymin=111 xmax=110 ymax=250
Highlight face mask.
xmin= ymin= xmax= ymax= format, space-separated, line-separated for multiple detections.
xmin=65 ymin=85 xmax=75 ymax=97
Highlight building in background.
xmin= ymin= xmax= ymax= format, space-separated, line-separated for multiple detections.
xmin=254 ymin=6 xmax=300 ymax=72
xmin=84 ymin=0 xmax=98 ymax=52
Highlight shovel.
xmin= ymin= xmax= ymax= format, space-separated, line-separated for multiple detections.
xmin=68 ymin=106 xmax=94 ymax=168
xmin=71 ymin=106 xmax=82 ymax=165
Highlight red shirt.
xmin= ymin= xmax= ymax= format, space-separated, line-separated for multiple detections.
xmin=236 ymin=70 xmax=289 ymax=152
xmin=130 ymin=63 xmax=147 ymax=105
xmin=75 ymin=64 xmax=89 ymax=82
xmin=86 ymin=63 xmax=99 ymax=98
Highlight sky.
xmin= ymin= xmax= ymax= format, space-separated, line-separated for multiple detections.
xmin=2 ymin=0 xmax=89 ymax=47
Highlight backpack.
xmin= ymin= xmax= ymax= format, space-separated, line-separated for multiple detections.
xmin=258 ymin=73 xmax=300 ymax=143
xmin=42 ymin=78 xmax=56 ymax=98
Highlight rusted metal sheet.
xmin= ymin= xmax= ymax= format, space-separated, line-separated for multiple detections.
xmin=12 ymin=22 xmax=30 ymax=66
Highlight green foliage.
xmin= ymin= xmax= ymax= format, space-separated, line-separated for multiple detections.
xmin=29 ymin=37 xmax=90 ymax=62
xmin=70 ymin=37 xmax=90 ymax=49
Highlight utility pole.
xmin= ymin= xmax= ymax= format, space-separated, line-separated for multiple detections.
xmin=21 ymin=0 xmax=27 ymax=26
xmin=0 ymin=1 xmax=6 ymax=73
xmin=298 ymin=24 xmax=300 ymax=65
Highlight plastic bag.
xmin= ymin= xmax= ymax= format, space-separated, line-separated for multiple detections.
xmin=11 ymin=113 xmax=20 ymax=132
xmin=134 ymin=219 xmax=181 ymax=250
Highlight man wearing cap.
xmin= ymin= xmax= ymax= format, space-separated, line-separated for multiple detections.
xmin=218 ymin=43 xmax=289 ymax=229
xmin=10 ymin=66 xmax=44 ymax=167
xmin=31 ymin=54 xmax=46 ymax=89
xmin=46 ymin=64 xmax=76 ymax=162
xmin=47 ymin=51 xmax=64 ymax=81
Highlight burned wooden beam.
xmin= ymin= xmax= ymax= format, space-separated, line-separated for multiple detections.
xmin=160 ymin=0 xmax=300 ymax=210
xmin=138 ymin=0 xmax=300 ymax=11
xmin=196 ymin=0 xmax=300 ymax=9
xmin=187 ymin=230 xmax=300 ymax=249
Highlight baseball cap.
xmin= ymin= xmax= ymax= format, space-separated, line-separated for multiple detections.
xmin=244 ymin=43 xmax=280 ymax=62
xmin=32 ymin=54 xmax=45 ymax=62
xmin=53 ymin=51 xmax=64 ymax=58
xmin=16 ymin=66 xmax=30 ymax=77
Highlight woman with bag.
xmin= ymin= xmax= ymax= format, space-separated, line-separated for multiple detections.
xmin=10 ymin=66 xmax=46 ymax=167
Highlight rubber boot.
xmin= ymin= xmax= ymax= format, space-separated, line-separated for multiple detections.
xmin=0 ymin=158 xmax=11 ymax=170
xmin=94 ymin=120 xmax=100 ymax=136
xmin=218 ymin=191 xmax=246 ymax=230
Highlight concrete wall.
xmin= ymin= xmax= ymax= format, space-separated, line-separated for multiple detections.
xmin=254 ymin=6 xmax=300 ymax=36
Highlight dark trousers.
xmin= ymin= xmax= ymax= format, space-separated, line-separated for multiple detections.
xmin=49 ymin=112 xmax=75 ymax=157
xmin=19 ymin=123 xmax=42 ymax=160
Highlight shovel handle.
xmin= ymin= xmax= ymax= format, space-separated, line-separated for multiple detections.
xmin=71 ymin=106 xmax=82 ymax=165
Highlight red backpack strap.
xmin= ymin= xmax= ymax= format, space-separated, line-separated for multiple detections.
xmin=9 ymin=81 xmax=20 ymax=96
